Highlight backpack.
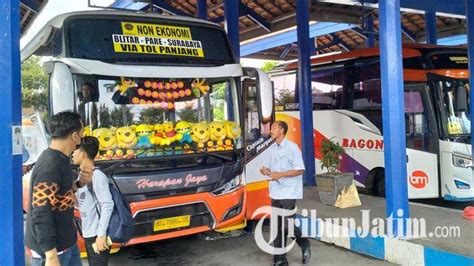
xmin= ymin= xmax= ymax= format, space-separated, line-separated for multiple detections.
xmin=88 ymin=178 xmax=135 ymax=243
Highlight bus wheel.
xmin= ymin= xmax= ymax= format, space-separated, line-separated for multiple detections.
xmin=374 ymin=171 xmax=386 ymax=197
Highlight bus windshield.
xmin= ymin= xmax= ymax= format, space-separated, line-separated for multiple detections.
xmin=438 ymin=79 xmax=471 ymax=137
xmin=71 ymin=75 xmax=242 ymax=161
xmin=65 ymin=17 xmax=234 ymax=65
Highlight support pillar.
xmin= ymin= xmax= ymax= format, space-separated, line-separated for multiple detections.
xmin=365 ymin=13 xmax=375 ymax=48
xmin=378 ymin=0 xmax=410 ymax=236
xmin=296 ymin=0 xmax=316 ymax=186
xmin=224 ymin=0 xmax=240 ymax=62
xmin=198 ymin=0 xmax=207 ymax=20
xmin=0 ymin=0 xmax=24 ymax=264
xmin=466 ymin=0 xmax=474 ymax=161
xmin=425 ymin=11 xmax=437 ymax=44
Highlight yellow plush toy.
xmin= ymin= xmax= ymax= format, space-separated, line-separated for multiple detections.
xmin=84 ymin=126 xmax=93 ymax=137
xmin=163 ymin=121 xmax=183 ymax=144
xmin=117 ymin=77 xmax=138 ymax=96
xmin=223 ymin=121 xmax=242 ymax=150
xmin=116 ymin=126 xmax=138 ymax=148
xmin=191 ymin=122 xmax=210 ymax=150
xmin=116 ymin=126 xmax=137 ymax=159
xmin=207 ymin=141 xmax=215 ymax=152
xmin=191 ymin=78 xmax=210 ymax=97
xmin=135 ymin=124 xmax=154 ymax=148
xmin=209 ymin=121 xmax=226 ymax=151
xmin=224 ymin=121 xmax=241 ymax=139
xmin=150 ymin=123 xmax=166 ymax=146
xmin=175 ymin=121 xmax=193 ymax=144
xmin=92 ymin=128 xmax=117 ymax=160
xmin=114 ymin=149 xmax=125 ymax=160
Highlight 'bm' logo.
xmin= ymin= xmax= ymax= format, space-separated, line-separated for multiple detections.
xmin=409 ymin=170 xmax=428 ymax=189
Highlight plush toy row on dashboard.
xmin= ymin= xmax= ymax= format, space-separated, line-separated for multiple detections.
xmin=84 ymin=120 xmax=242 ymax=160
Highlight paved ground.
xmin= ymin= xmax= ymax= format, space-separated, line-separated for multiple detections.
xmin=78 ymin=233 xmax=394 ymax=266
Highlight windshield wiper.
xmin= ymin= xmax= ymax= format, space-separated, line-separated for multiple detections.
xmin=189 ymin=147 xmax=234 ymax=162
xmin=101 ymin=146 xmax=234 ymax=174
xmin=101 ymin=148 xmax=151 ymax=174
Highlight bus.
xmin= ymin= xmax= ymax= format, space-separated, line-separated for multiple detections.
xmin=269 ymin=44 xmax=473 ymax=202
xmin=21 ymin=10 xmax=274 ymax=255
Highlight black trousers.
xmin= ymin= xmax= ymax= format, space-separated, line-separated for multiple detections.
xmin=84 ymin=237 xmax=110 ymax=266
xmin=271 ymin=199 xmax=309 ymax=260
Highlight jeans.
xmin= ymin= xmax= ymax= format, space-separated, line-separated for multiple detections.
xmin=84 ymin=236 xmax=110 ymax=266
xmin=31 ymin=244 xmax=82 ymax=266
xmin=271 ymin=199 xmax=309 ymax=261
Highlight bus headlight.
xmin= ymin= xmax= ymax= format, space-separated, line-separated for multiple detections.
xmin=212 ymin=176 xmax=241 ymax=195
xmin=452 ymin=154 xmax=472 ymax=168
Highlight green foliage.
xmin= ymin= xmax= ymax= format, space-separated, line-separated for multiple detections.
xmin=211 ymin=82 xmax=226 ymax=100
xmin=21 ymin=56 xmax=48 ymax=112
xmin=211 ymin=82 xmax=227 ymax=121
xmin=275 ymin=88 xmax=295 ymax=106
xmin=177 ymin=107 xmax=198 ymax=123
xmin=261 ymin=61 xmax=279 ymax=73
xmin=98 ymin=104 xmax=112 ymax=128
xmin=320 ymin=138 xmax=345 ymax=174
xmin=139 ymin=108 xmax=164 ymax=124
xmin=111 ymin=106 xmax=134 ymax=126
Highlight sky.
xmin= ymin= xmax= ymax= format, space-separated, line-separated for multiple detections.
xmin=21 ymin=0 xmax=273 ymax=68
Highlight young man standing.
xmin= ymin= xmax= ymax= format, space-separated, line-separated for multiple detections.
xmin=73 ymin=136 xmax=114 ymax=266
xmin=260 ymin=121 xmax=311 ymax=266
xmin=25 ymin=111 xmax=93 ymax=266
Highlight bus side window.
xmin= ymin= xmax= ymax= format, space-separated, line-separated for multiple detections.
xmin=245 ymin=83 xmax=260 ymax=142
xmin=405 ymin=90 xmax=430 ymax=151
xmin=311 ymin=67 xmax=344 ymax=110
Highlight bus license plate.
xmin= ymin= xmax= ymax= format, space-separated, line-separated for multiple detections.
xmin=153 ymin=215 xmax=191 ymax=232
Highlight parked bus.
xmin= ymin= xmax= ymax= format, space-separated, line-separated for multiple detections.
xmin=21 ymin=10 xmax=274 ymax=255
xmin=269 ymin=44 xmax=473 ymax=202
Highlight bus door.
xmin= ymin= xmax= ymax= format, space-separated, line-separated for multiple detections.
xmin=241 ymin=68 xmax=274 ymax=219
xmin=404 ymin=83 xmax=440 ymax=198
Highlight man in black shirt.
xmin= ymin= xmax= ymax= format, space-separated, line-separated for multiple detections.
xmin=25 ymin=111 xmax=93 ymax=266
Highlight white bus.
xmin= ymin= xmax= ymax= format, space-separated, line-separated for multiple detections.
xmin=21 ymin=10 xmax=274 ymax=255
xmin=270 ymin=44 xmax=473 ymax=201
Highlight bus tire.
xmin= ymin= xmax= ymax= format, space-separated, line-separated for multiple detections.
xmin=374 ymin=170 xmax=386 ymax=197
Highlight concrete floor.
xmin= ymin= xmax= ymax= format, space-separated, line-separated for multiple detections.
xmin=298 ymin=187 xmax=474 ymax=258
xmin=78 ymin=234 xmax=394 ymax=266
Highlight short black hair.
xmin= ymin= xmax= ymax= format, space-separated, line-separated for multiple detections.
xmin=275 ymin=120 xmax=288 ymax=135
xmin=79 ymin=136 xmax=99 ymax=160
xmin=49 ymin=111 xmax=83 ymax=139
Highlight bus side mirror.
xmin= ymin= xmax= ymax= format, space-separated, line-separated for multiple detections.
xmin=243 ymin=67 xmax=274 ymax=123
xmin=50 ymin=62 xmax=75 ymax=115
xmin=454 ymin=85 xmax=468 ymax=113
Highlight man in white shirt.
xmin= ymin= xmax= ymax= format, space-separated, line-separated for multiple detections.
xmin=260 ymin=121 xmax=311 ymax=266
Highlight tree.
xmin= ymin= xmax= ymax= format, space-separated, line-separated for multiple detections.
xmin=139 ymin=108 xmax=164 ymax=124
xmin=98 ymin=104 xmax=112 ymax=128
xmin=21 ymin=56 xmax=48 ymax=112
xmin=261 ymin=61 xmax=279 ymax=73
xmin=177 ymin=107 xmax=198 ymax=122
xmin=111 ymin=106 xmax=134 ymax=127
xmin=211 ymin=82 xmax=226 ymax=121
xmin=275 ymin=88 xmax=295 ymax=106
